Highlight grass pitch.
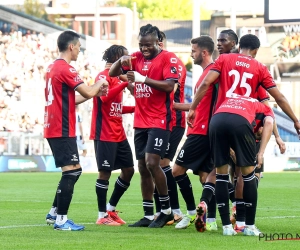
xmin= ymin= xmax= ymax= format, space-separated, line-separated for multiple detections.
xmin=1 ymin=172 xmax=300 ymax=250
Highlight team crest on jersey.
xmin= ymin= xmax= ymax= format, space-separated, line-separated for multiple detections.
xmin=69 ymin=68 xmax=77 ymax=73
xmin=99 ymin=75 xmax=106 ymax=80
xmin=142 ymin=62 xmax=151 ymax=71
xmin=171 ymin=66 xmax=177 ymax=74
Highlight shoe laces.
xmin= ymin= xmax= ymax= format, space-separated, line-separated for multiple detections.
xmin=66 ymin=220 xmax=75 ymax=225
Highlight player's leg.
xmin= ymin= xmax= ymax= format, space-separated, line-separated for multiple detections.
xmin=107 ymin=139 xmax=134 ymax=225
xmin=173 ymin=134 xmax=209 ymax=229
xmin=196 ymin=159 xmax=216 ymax=232
xmin=254 ymin=141 xmax=263 ymax=187
xmin=231 ymin=118 xmax=260 ymax=236
xmin=199 ymin=168 xmax=217 ymax=231
xmin=128 ymin=129 xmax=156 ymax=227
xmin=94 ymin=140 xmax=120 ymax=226
xmin=233 ymin=166 xmax=246 ymax=233
xmin=47 ymin=138 xmax=84 ymax=231
xmin=155 ymin=126 xmax=185 ymax=224
xmin=209 ymin=113 xmax=236 ymax=236
xmin=146 ymin=129 xmax=174 ymax=228
xmin=195 ymin=170 xmax=209 ymax=232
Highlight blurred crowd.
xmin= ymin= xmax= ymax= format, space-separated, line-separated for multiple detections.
xmin=0 ymin=21 xmax=135 ymax=155
xmin=278 ymin=32 xmax=300 ymax=59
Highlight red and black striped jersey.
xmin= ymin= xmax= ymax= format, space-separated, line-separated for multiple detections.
xmin=44 ymin=59 xmax=83 ymax=138
xmin=90 ymin=69 xmax=129 ymax=142
xmin=172 ymin=57 xmax=186 ymax=128
xmin=212 ymin=53 xmax=276 ymax=110
xmin=215 ymin=95 xmax=274 ymax=126
xmin=187 ymin=63 xmax=218 ymax=136
xmin=131 ymin=50 xmax=178 ymax=131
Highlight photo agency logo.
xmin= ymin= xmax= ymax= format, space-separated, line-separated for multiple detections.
xmin=259 ymin=232 xmax=300 ymax=241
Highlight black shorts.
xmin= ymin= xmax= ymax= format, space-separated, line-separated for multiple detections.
xmin=134 ymin=128 xmax=170 ymax=160
xmin=47 ymin=137 xmax=79 ymax=168
xmin=164 ymin=126 xmax=185 ymax=161
xmin=209 ymin=113 xmax=256 ymax=168
xmin=255 ymin=141 xmax=264 ymax=173
xmin=175 ymin=134 xmax=213 ymax=175
xmin=94 ymin=139 xmax=134 ymax=171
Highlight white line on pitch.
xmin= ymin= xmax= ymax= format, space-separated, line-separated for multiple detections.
xmin=0 ymin=216 xmax=299 ymax=229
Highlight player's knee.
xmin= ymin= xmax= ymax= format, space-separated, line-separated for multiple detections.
xmin=121 ymin=167 xmax=135 ymax=178
xmin=172 ymin=164 xmax=186 ymax=177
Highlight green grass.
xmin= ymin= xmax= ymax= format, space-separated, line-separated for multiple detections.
xmin=1 ymin=172 xmax=300 ymax=250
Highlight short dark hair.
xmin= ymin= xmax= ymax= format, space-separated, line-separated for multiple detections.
xmin=102 ymin=45 xmax=127 ymax=63
xmin=220 ymin=29 xmax=239 ymax=45
xmin=57 ymin=30 xmax=80 ymax=52
xmin=239 ymin=34 xmax=260 ymax=50
xmin=190 ymin=36 xmax=215 ymax=54
xmin=139 ymin=24 xmax=162 ymax=41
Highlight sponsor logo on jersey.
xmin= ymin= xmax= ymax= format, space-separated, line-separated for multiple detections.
xmin=110 ymin=102 xmax=122 ymax=117
xmin=170 ymin=58 xmax=177 ymax=63
xmin=135 ymin=83 xmax=153 ymax=98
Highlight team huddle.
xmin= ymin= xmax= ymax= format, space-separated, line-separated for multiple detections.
xmin=43 ymin=24 xmax=300 ymax=235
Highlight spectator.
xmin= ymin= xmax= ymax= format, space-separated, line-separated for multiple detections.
xmin=0 ymin=23 xmax=9 ymax=35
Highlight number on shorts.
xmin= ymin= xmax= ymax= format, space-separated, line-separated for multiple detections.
xmin=179 ymin=149 xmax=184 ymax=158
xmin=154 ymin=138 xmax=163 ymax=147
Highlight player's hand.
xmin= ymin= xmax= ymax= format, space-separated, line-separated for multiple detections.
xmin=127 ymin=82 xmax=135 ymax=95
xmin=187 ymin=109 xmax=195 ymax=128
xmin=294 ymin=121 xmax=300 ymax=140
xmin=126 ymin=71 xmax=146 ymax=83
xmin=256 ymin=153 xmax=264 ymax=169
xmin=82 ymin=138 xmax=85 ymax=144
xmin=120 ymin=55 xmax=136 ymax=70
xmin=275 ymin=136 xmax=286 ymax=154
xmin=96 ymin=78 xmax=108 ymax=96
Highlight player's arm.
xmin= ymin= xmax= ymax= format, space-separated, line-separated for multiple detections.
xmin=101 ymin=82 xmax=128 ymax=103
xmin=75 ymin=94 xmax=88 ymax=105
xmin=108 ymin=58 xmax=123 ymax=77
xmin=76 ymin=78 xmax=108 ymax=100
xmin=173 ymin=83 xmax=178 ymax=93
xmin=109 ymin=55 xmax=135 ymax=77
xmin=190 ymin=70 xmax=219 ymax=110
xmin=122 ymin=106 xmax=135 ymax=114
xmin=262 ymin=100 xmax=286 ymax=153
xmin=267 ymin=87 xmax=300 ymax=137
xmin=257 ymin=116 xmax=274 ymax=168
xmin=126 ymin=71 xmax=175 ymax=93
xmin=187 ymin=70 xmax=219 ymax=127
xmin=173 ymin=102 xmax=190 ymax=111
